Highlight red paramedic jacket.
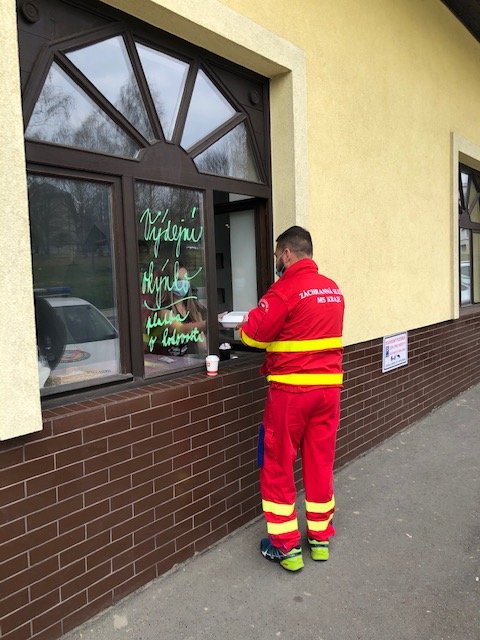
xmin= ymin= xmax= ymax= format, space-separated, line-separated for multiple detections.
xmin=240 ymin=258 xmax=344 ymax=388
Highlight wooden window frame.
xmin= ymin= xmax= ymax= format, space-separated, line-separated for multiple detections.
xmin=19 ymin=0 xmax=273 ymax=397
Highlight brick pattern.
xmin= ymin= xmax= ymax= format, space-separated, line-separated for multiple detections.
xmin=1 ymin=312 xmax=479 ymax=639
xmin=338 ymin=312 xmax=480 ymax=467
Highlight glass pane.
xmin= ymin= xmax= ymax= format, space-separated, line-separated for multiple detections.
xmin=66 ymin=36 xmax=155 ymax=142
xmin=25 ymin=62 xmax=140 ymax=157
xmin=181 ymin=69 xmax=236 ymax=149
xmin=28 ymin=175 xmax=121 ymax=389
xmin=468 ymin=176 xmax=480 ymax=223
xmin=194 ymin=123 xmax=261 ymax=182
xmin=215 ymin=209 xmax=258 ymax=328
xmin=135 ymin=182 xmax=208 ymax=375
xmin=460 ymin=228 xmax=471 ymax=305
xmin=136 ymin=43 xmax=189 ymax=141
xmin=473 ymin=233 xmax=480 ymax=304
xmin=460 ymin=171 xmax=469 ymax=211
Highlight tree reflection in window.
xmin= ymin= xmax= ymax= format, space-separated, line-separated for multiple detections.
xmin=66 ymin=36 xmax=155 ymax=142
xmin=25 ymin=63 xmax=140 ymax=157
xmin=181 ymin=70 xmax=236 ymax=150
xmin=136 ymin=43 xmax=189 ymax=141
xmin=25 ymin=36 xmax=263 ymax=183
xmin=194 ymin=123 xmax=260 ymax=182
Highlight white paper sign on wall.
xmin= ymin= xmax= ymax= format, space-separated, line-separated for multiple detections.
xmin=382 ymin=331 xmax=408 ymax=373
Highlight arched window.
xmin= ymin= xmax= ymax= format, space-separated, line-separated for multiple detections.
xmin=18 ymin=0 xmax=271 ymax=394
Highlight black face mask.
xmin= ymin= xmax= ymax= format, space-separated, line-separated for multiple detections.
xmin=275 ymin=251 xmax=285 ymax=277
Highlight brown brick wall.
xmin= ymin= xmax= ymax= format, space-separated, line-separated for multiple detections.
xmin=1 ymin=311 xmax=479 ymax=639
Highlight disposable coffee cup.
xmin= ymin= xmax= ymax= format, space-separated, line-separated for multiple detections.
xmin=205 ymin=354 xmax=220 ymax=376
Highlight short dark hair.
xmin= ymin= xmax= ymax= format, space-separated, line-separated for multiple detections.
xmin=276 ymin=225 xmax=313 ymax=257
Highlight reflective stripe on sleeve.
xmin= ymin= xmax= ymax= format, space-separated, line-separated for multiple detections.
xmin=305 ymin=496 xmax=335 ymax=513
xmin=267 ymin=337 xmax=342 ymax=352
xmin=266 ymin=373 xmax=343 ymax=386
xmin=306 ymin=514 xmax=334 ymax=532
xmin=267 ymin=518 xmax=299 ymax=535
xmin=262 ymin=500 xmax=296 ymax=517
xmin=240 ymin=330 xmax=270 ymax=350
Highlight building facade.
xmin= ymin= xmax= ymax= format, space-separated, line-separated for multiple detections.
xmin=1 ymin=1 xmax=480 ymax=638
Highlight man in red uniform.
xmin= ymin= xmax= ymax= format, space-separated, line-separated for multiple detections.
xmin=239 ymin=226 xmax=344 ymax=572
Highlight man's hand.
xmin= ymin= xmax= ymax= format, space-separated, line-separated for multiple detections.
xmin=236 ymin=312 xmax=248 ymax=329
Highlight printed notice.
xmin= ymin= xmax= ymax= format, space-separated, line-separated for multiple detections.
xmin=382 ymin=332 xmax=408 ymax=373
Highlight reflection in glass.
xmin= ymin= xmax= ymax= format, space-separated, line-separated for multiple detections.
xmin=468 ymin=176 xmax=480 ymax=223
xmin=135 ymin=182 xmax=207 ymax=375
xmin=460 ymin=228 xmax=471 ymax=305
xmin=181 ymin=69 xmax=236 ymax=149
xmin=25 ymin=63 xmax=140 ymax=157
xmin=460 ymin=172 xmax=468 ymax=210
xmin=473 ymin=233 xmax=480 ymax=304
xmin=136 ymin=43 xmax=189 ymax=140
xmin=66 ymin=36 xmax=155 ymax=142
xmin=194 ymin=122 xmax=261 ymax=182
xmin=28 ymin=175 xmax=120 ymax=389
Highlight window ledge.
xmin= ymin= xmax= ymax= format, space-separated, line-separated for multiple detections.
xmin=459 ymin=304 xmax=480 ymax=317
xmin=40 ymin=351 xmax=265 ymax=411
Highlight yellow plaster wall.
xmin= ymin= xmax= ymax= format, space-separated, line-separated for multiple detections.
xmin=0 ymin=1 xmax=42 ymax=439
xmin=3 ymin=0 xmax=480 ymax=436
xmin=218 ymin=0 xmax=480 ymax=344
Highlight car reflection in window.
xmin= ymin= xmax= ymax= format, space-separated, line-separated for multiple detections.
xmin=37 ymin=295 xmax=120 ymax=388
xmin=53 ymin=302 xmax=117 ymax=343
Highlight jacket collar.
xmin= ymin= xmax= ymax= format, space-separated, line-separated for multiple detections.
xmin=282 ymin=257 xmax=318 ymax=278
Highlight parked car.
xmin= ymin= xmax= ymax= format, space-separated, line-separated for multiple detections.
xmin=35 ymin=292 xmax=120 ymax=387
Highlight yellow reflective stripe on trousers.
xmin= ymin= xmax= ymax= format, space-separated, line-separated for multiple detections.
xmin=307 ymin=514 xmax=334 ymax=532
xmin=262 ymin=500 xmax=295 ymax=517
xmin=240 ymin=331 xmax=269 ymax=350
xmin=267 ymin=373 xmax=343 ymax=385
xmin=267 ymin=337 xmax=342 ymax=352
xmin=267 ymin=518 xmax=299 ymax=535
xmin=305 ymin=496 xmax=335 ymax=513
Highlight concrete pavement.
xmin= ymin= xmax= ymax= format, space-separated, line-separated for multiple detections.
xmin=63 ymin=384 xmax=480 ymax=640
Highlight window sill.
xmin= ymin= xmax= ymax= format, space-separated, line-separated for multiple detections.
xmin=40 ymin=350 xmax=264 ymax=410
xmin=459 ymin=304 xmax=480 ymax=317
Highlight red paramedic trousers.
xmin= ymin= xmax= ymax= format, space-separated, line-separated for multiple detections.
xmin=259 ymin=385 xmax=340 ymax=552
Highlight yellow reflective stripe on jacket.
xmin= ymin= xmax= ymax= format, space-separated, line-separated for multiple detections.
xmin=262 ymin=500 xmax=295 ymax=517
xmin=307 ymin=514 xmax=334 ymax=532
xmin=305 ymin=496 xmax=335 ymax=513
xmin=267 ymin=518 xmax=299 ymax=535
xmin=267 ymin=337 xmax=342 ymax=353
xmin=267 ymin=373 xmax=343 ymax=386
xmin=240 ymin=331 xmax=269 ymax=350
